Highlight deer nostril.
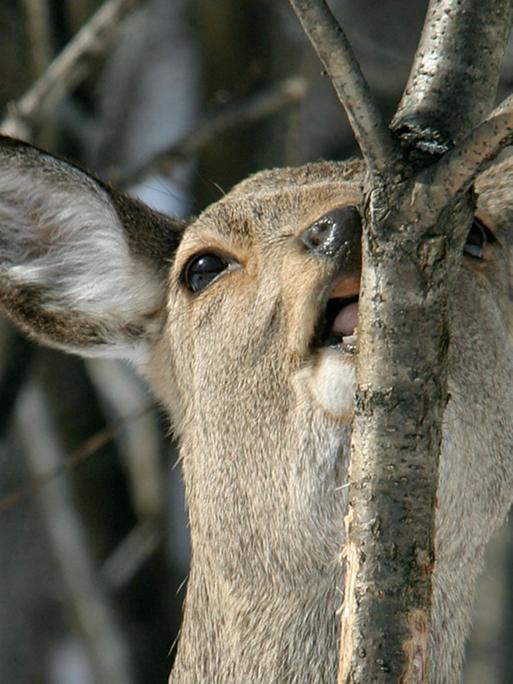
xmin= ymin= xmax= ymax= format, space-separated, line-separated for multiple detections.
xmin=301 ymin=205 xmax=361 ymax=258
xmin=304 ymin=219 xmax=331 ymax=249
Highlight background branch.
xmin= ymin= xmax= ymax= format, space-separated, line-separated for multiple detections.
xmin=16 ymin=384 xmax=135 ymax=684
xmin=21 ymin=0 xmax=52 ymax=78
xmin=101 ymin=521 xmax=162 ymax=589
xmin=86 ymin=359 xmax=165 ymax=522
xmin=0 ymin=324 xmax=33 ymax=439
xmin=113 ymin=76 xmax=307 ymax=187
xmin=0 ymin=0 xmax=138 ymax=141
xmin=0 ymin=403 xmax=154 ymax=514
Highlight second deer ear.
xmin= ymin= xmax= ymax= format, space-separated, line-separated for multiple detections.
xmin=0 ymin=136 xmax=185 ymax=365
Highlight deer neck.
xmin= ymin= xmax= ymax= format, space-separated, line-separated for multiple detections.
xmin=171 ymin=561 xmax=341 ymax=682
xmin=171 ymin=384 xmax=351 ymax=681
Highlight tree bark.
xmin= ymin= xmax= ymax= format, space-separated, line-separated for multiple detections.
xmin=289 ymin=0 xmax=513 ymax=680
xmin=339 ymin=177 xmax=473 ymax=682
xmin=393 ymin=0 xmax=512 ymax=151
xmin=289 ymin=0 xmax=394 ymax=174
xmin=339 ymin=1 xmax=513 ymax=681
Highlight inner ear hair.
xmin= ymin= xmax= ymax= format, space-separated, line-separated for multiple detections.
xmin=0 ymin=136 xmax=187 ymax=364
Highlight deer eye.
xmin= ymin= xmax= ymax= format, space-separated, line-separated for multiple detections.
xmin=183 ymin=253 xmax=229 ymax=293
xmin=463 ymin=218 xmax=494 ymax=260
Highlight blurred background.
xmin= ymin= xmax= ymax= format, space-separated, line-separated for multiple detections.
xmin=0 ymin=0 xmax=512 ymax=682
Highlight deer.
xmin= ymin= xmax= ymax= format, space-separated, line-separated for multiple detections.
xmin=0 ymin=129 xmax=513 ymax=683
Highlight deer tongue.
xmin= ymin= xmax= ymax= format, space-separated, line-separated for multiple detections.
xmin=332 ymin=300 xmax=358 ymax=337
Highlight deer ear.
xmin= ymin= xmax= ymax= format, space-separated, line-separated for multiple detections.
xmin=0 ymin=136 xmax=184 ymax=365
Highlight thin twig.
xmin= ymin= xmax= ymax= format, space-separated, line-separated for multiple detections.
xmin=0 ymin=0 xmax=138 ymax=140
xmin=0 ymin=403 xmax=155 ymax=514
xmin=114 ymin=75 xmax=307 ymax=187
xmin=288 ymin=0 xmax=394 ymax=174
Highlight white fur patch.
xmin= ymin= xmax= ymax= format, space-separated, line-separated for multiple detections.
xmin=0 ymin=158 xmax=165 ymax=363
xmin=309 ymin=349 xmax=355 ymax=418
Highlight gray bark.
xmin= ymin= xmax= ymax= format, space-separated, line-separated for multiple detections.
xmin=393 ymin=0 xmax=512 ymax=151
xmin=339 ymin=176 xmax=472 ymax=682
xmin=290 ymin=0 xmax=513 ymax=681
xmin=336 ymin=0 xmax=513 ymax=680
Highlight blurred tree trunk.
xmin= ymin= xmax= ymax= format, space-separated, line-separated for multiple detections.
xmin=195 ymin=0 xmax=273 ymax=208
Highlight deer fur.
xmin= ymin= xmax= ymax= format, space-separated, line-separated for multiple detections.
xmin=0 ymin=135 xmax=512 ymax=682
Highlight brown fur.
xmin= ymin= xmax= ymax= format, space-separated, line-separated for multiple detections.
xmin=1 ymin=138 xmax=513 ymax=682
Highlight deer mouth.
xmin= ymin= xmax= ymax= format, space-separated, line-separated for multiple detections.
xmin=312 ymin=275 xmax=360 ymax=353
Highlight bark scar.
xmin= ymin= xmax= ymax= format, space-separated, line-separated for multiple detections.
xmin=337 ymin=505 xmax=357 ymax=683
xmin=400 ymin=609 xmax=429 ymax=683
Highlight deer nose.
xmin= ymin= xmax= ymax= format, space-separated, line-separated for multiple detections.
xmin=301 ymin=205 xmax=361 ymax=259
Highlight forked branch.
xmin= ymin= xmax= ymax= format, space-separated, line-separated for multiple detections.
xmin=335 ymin=1 xmax=513 ymax=682
xmin=288 ymin=0 xmax=394 ymax=174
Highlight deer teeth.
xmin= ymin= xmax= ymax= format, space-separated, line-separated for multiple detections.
xmin=342 ymin=333 xmax=357 ymax=345
xmin=327 ymin=331 xmax=358 ymax=353
xmin=339 ymin=331 xmax=357 ymax=353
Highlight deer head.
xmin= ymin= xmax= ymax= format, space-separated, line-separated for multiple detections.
xmin=0 ymin=135 xmax=512 ymax=682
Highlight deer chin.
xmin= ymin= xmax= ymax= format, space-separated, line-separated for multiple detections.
xmin=308 ymin=347 xmax=356 ymax=418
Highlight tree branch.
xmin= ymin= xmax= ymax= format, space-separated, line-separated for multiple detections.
xmin=0 ymin=404 xmax=154 ymax=514
xmin=114 ymin=76 xmax=307 ymax=187
xmin=21 ymin=0 xmax=52 ymax=77
xmin=288 ymin=0 xmax=394 ymax=174
xmin=393 ymin=0 xmax=512 ymax=152
xmin=86 ymin=358 xmax=165 ymax=522
xmin=0 ymin=324 xmax=33 ymax=438
xmin=101 ymin=521 xmax=162 ymax=589
xmin=338 ymin=166 xmax=476 ymax=684
xmin=420 ymin=100 xmax=513 ymax=208
xmin=0 ymin=0 xmax=138 ymax=141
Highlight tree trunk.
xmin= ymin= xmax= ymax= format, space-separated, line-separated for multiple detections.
xmin=290 ymin=0 xmax=513 ymax=680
